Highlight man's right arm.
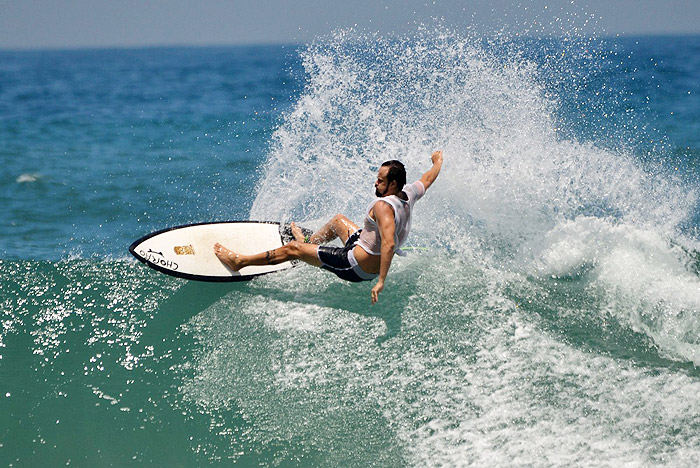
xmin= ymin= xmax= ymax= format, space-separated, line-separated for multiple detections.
xmin=419 ymin=151 xmax=443 ymax=191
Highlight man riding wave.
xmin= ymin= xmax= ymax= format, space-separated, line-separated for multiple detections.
xmin=215 ymin=150 xmax=443 ymax=303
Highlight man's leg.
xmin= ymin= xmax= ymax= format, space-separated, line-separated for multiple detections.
xmin=292 ymin=214 xmax=359 ymax=245
xmin=214 ymin=241 xmax=321 ymax=272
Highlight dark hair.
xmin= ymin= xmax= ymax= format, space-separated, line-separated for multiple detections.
xmin=381 ymin=160 xmax=406 ymax=191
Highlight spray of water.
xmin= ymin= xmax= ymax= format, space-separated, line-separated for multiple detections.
xmin=249 ymin=26 xmax=700 ymax=360
xmin=180 ymin=27 xmax=700 ymax=465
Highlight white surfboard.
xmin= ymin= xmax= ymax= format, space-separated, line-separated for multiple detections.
xmin=129 ymin=221 xmax=311 ymax=282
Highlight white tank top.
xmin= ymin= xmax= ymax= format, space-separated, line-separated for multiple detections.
xmin=357 ymin=180 xmax=425 ymax=255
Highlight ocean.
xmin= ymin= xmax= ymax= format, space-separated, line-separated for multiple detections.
xmin=2 ymin=29 xmax=700 ymax=466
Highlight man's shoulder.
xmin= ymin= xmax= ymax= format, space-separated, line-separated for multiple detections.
xmin=373 ymin=199 xmax=397 ymax=224
xmin=406 ymin=180 xmax=426 ymax=200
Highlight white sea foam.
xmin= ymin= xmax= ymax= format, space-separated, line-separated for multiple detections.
xmin=16 ymin=173 xmax=40 ymax=183
xmin=182 ymin=28 xmax=700 ymax=465
xmin=181 ymin=256 xmax=700 ymax=466
xmin=535 ymin=216 xmax=700 ymax=365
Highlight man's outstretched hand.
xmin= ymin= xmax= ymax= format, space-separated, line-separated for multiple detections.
xmin=371 ymin=279 xmax=384 ymax=304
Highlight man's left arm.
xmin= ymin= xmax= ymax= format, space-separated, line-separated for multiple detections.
xmin=371 ymin=201 xmax=396 ymax=304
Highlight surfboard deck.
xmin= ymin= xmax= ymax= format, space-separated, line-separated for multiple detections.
xmin=129 ymin=221 xmax=312 ymax=282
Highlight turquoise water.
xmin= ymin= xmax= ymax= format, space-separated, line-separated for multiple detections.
xmin=2 ymin=29 xmax=700 ymax=466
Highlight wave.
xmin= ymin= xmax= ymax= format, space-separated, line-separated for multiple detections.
xmin=169 ymin=27 xmax=700 ymax=465
xmin=249 ymin=27 xmax=700 ymax=366
xmin=5 ymin=28 xmax=700 ymax=466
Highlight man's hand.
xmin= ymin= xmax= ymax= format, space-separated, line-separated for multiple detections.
xmin=420 ymin=150 xmax=443 ymax=191
xmin=371 ymin=279 xmax=384 ymax=304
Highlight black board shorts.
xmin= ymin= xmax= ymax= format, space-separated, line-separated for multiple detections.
xmin=317 ymin=230 xmax=378 ymax=283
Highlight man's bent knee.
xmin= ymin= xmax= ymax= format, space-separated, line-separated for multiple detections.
xmin=279 ymin=240 xmax=320 ymax=267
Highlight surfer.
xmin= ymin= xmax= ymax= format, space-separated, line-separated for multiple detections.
xmin=214 ymin=151 xmax=443 ymax=303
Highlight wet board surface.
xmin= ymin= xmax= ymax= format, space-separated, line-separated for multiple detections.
xmin=129 ymin=221 xmax=309 ymax=282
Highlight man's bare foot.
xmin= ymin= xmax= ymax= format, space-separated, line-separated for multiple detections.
xmin=290 ymin=222 xmax=306 ymax=242
xmin=214 ymin=243 xmax=242 ymax=271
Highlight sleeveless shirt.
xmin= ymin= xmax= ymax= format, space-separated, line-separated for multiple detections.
xmin=357 ymin=180 xmax=425 ymax=256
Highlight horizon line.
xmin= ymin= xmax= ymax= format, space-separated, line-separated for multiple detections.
xmin=1 ymin=31 xmax=699 ymax=53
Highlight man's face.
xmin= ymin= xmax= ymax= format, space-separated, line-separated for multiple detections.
xmin=374 ymin=166 xmax=392 ymax=197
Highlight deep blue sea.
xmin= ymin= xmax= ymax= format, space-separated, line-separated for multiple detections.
xmin=2 ymin=29 xmax=700 ymax=466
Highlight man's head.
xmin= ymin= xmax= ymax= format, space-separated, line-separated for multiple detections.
xmin=375 ymin=160 xmax=406 ymax=197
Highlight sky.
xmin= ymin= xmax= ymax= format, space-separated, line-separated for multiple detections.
xmin=1 ymin=0 xmax=699 ymax=50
